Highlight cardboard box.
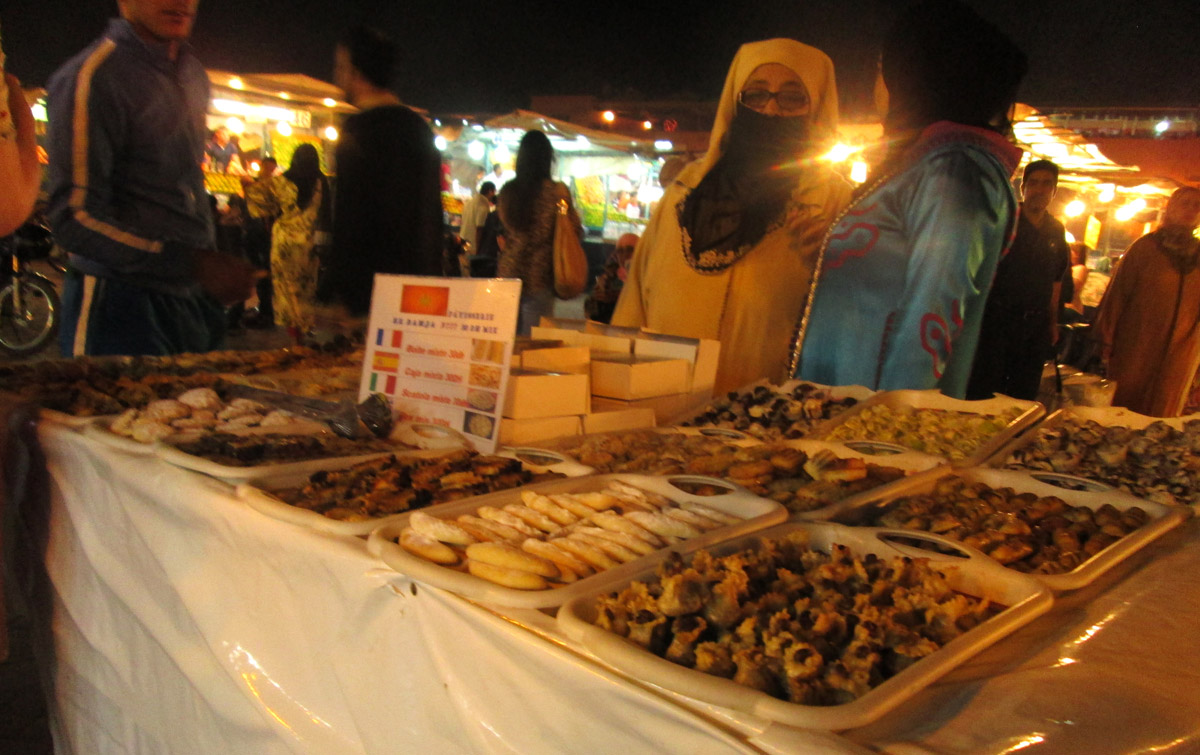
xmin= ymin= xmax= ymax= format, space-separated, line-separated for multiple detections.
xmin=520 ymin=346 xmax=591 ymax=375
xmin=591 ymin=353 xmax=690 ymax=400
xmin=635 ymin=332 xmax=721 ymax=401
xmin=503 ymin=369 xmax=590 ymax=419
xmin=513 ymin=338 xmax=565 ymax=355
xmin=532 ymin=326 xmax=632 ymax=355
xmin=591 ymin=394 xmax=692 ymax=424
xmin=499 ymin=415 xmax=582 ymax=446
xmin=582 ymin=408 xmax=657 ymax=435
xmin=538 ymin=317 xmax=588 ymax=331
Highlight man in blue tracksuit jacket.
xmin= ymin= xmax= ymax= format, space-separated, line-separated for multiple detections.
xmin=46 ymin=0 xmax=257 ymax=357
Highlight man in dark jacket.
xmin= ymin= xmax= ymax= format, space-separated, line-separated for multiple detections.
xmin=322 ymin=25 xmax=444 ymax=317
xmin=967 ymin=159 xmax=1070 ymax=400
xmin=46 ymin=0 xmax=257 ymax=356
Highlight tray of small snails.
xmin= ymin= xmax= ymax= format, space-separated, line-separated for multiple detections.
xmin=365 ymin=474 xmax=789 ymax=608
xmin=989 ymin=406 xmax=1200 ymax=507
xmin=555 ymin=521 xmax=1052 ymax=731
xmin=823 ymin=467 xmax=1189 ymax=591
xmin=237 ymin=448 xmax=581 ymax=536
xmin=672 ymin=379 xmax=875 ymax=440
xmin=811 ymin=389 xmax=1044 ymax=466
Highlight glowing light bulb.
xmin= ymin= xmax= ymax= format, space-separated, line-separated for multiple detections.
xmin=1097 ymin=185 xmax=1116 ymax=203
xmin=275 ymin=121 xmax=292 ymax=137
xmin=323 ymin=98 xmax=337 ymax=107
xmin=324 ymin=125 xmax=339 ymax=141
xmin=1064 ymin=200 xmax=1086 ymax=218
xmin=850 ymin=161 xmax=869 ymax=184
xmin=642 ymin=120 xmax=653 ymax=130
xmin=228 ymin=77 xmax=244 ymax=90
xmin=823 ymin=143 xmax=858 ymax=163
xmin=601 ymin=110 xmax=616 ymax=123
xmin=434 ymin=135 xmax=448 ymax=151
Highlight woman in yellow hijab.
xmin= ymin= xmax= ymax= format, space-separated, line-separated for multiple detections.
xmin=612 ymin=39 xmax=850 ymax=394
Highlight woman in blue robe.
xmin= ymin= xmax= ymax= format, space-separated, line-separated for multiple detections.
xmin=791 ymin=0 xmax=1027 ymax=398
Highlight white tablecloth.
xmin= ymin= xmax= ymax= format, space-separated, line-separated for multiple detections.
xmin=31 ymin=423 xmax=1200 ymax=753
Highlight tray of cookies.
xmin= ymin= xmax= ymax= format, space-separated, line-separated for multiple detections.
xmin=810 ymin=390 xmax=1044 ymax=466
xmin=525 ymin=427 xmax=762 ymax=475
xmin=365 ymin=473 xmax=788 ymax=609
xmin=236 ymin=448 xmax=578 ymax=536
xmin=556 ymin=521 xmax=1052 ymax=731
xmin=986 ymin=406 xmax=1200 ymax=507
xmin=823 ymin=466 xmax=1189 ymax=591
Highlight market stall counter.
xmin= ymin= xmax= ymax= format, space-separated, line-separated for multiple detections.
xmin=15 ymin=420 xmax=1200 ymax=753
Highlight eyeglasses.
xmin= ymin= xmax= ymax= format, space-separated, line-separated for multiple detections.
xmin=738 ymin=89 xmax=810 ymax=113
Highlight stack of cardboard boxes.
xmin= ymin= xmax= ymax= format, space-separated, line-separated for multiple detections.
xmin=498 ymin=318 xmax=718 ymax=446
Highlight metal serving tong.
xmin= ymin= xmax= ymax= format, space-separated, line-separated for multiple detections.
xmin=225 ymin=385 xmax=394 ymax=439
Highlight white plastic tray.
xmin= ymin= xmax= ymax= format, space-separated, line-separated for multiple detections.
xmin=556 ymin=521 xmax=1052 ymax=731
xmin=365 ymin=473 xmax=788 ymax=609
xmin=986 ymin=407 xmax=1200 ymax=508
xmin=494 ymin=446 xmax=596 ymax=477
xmin=824 ymin=466 xmax=1190 ymax=591
xmin=236 ymin=450 xmax=581 ymax=537
xmin=39 ymin=408 xmax=116 ymax=429
xmin=149 ymin=419 xmax=462 ymax=484
xmin=811 ymin=389 xmax=1045 ymax=467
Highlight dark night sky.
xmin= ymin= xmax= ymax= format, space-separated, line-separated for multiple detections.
xmin=4 ymin=1 xmax=1199 ymax=116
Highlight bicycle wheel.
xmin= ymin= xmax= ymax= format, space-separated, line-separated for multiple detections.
xmin=0 ymin=276 xmax=60 ymax=356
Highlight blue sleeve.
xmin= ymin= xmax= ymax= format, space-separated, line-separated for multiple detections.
xmin=45 ymin=52 xmax=196 ymax=281
xmin=878 ymin=150 xmax=1013 ymax=392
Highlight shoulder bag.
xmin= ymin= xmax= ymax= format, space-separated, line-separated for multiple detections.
xmin=552 ymin=196 xmax=587 ymax=299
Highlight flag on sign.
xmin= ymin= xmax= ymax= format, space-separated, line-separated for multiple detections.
xmin=369 ymin=373 xmax=397 ymax=394
xmin=400 ymin=285 xmax=451 ymax=316
xmin=372 ymin=351 xmax=400 ymax=373
xmin=375 ymin=329 xmax=403 ymax=348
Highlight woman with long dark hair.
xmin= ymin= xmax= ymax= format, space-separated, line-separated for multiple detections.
xmin=497 ymin=130 xmax=582 ymax=334
xmin=247 ymin=143 xmax=331 ymax=342
xmin=791 ymin=0 xmax=1027 ymax=398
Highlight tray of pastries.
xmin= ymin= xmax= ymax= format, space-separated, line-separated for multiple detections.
xmin=812 ymin=390 xmax=1044 ymax=466
xmin=236 ymin=448 xmax=577 ymax=536
xmin=366 ymin=473 xmax=788 ymax=609
xmin=674 ymin=379 xmax=875 ymax=440
xmin=556 ymin=521 xmax=1052 ymax=731
xmin=989 ymin=406 xmax=1200 ymax=507
xmin=824 ymin=467 xmax=1190 ymax=591
xmin=82 ymin=388 xmax=329 ymax=455
xmin=519 ymin=429 xmax=942 ymax=517
xmin=8 ymin=345 xmax=363 ymax=421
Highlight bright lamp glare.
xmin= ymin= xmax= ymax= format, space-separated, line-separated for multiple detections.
xmin=1114 ymin=198 xmax=1146 ymax=222
xmin=823 ymin=143 xmax=858 ymax=163
xmin=850 ymin=161 xmax=869 ymax=184
xmin=275 ymin=121 xmax=292 ymax=137
xmin=324 ymin=125 xmax=339 ymax=141
xmin=1098 ymin=185 xmax=1116 ymax=203
xmin=1155 ymin=120 xmax=1170 ymax=133
xmin=642 ymin=120 xmax=653 ymax=130
xmin=434 ymin=135 xmax=448 ymax=151
xmin=601 ymin=110 xmax=616 ymax=123
xmin=1064 ymin=230 xmax=1076 ymax=243
xmin=467 ymin=141 xmax=486 ymax=161
xmin=1064 ymin=200 xmax=1086 ymax=218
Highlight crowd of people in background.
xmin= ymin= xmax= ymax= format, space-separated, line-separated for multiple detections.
xmin=2 ymin=0 xmax=1199 ymax=416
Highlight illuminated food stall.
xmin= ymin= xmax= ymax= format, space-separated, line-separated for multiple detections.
xmin=202 ymin=70 xmax=354 ymax=196
xmin=434 ymin=110 xmax=684 ymax=242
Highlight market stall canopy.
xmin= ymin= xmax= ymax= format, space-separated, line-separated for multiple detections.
xmin=206 ymin=70 xmax=357 ymax=114
xmin=1011 ymin=103 xmax=1177 ymax=195
xmin=483 ymin=110 xmax=676 ymax=158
